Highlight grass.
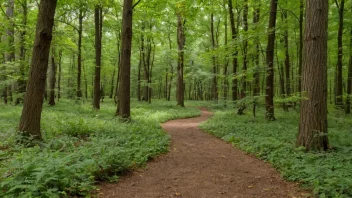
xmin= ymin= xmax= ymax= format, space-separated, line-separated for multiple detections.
xmin=200 ymin=104 xmax=352 ymax=198
xmin=0 ymin=99 xmax=200 ymax=198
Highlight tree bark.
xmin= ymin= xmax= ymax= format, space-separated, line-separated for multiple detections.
xmin=18 ymin=0 xmax=57 ymax=140
xmin=298 ymin=0 xmax=304 ymax=96
xmin=117 ymin=0 xmax=133 ymax=118
xmin=346 ymin=29 xmax=352 ymax=114
xmin=336 ymin=0 xmax=345 ymax=108
xmin=210 ymin=13 xmax=218 ymax=101
xmin=253 ymin=2 xmax=260 ymax=97
xmin=283 ymin=10 xmax=291 ymax=98
xmin=297 ymin=0 xmax=329 ymax=151
xmin=265 ymin=0 xmax=278 ymax=121
xmin=93 ymin=5 xmax=103 ymax=109
xmin=228 ymin=0 xmax=238 ymax=101
xmin=58 ymin=50 xmax=62 ymax=100
xmin=176 ymin=13 xmax=185 ymax=107
xmin=48 ymin=47 xmax=57 ymax=106
xmin=77 ymin=8 xmax=83 ymax=99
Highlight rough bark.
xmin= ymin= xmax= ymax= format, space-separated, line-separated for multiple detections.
xmin=117 ymin=0 xmax=133 ymax=118
xmin=265 ymin=0 xmax=278 ymax=121
xmin=93 ymin=5 xmax=103 ymax=109
xmin=18 ymin=0 xmax=57 ymax=140
xmin=297 ymin=0 xmax=329 ymax=151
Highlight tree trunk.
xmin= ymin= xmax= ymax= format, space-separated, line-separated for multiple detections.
xmin=77 ymin=8 xmax=83 ymax=99
xmin=168 ymin=33 xmax=173 ymax=101
xmin=265 ymin=0 xmax=278 ymax=121
xmin=117 ymin=0 xmax=133 ymax=118
xmin=18 ymin=0 xmax=57 ymax=140
xmin=283 ymin=10 xmax=291 ymax=98
xmin=228 ymin=0 xmax=238 ymax=101
xmin=176 ymin=13 xmax=185 ymax=107
xmin=210 ymin=13 xmax=218 ymax=101
xmin=48 ymin=47 xmax=56 ymax=106
xmin=241 ymin=0 xmax=248 ymax=100
xmin=346 ymin=29 xmax=352 ymax=114
xmin=298 ymin=0 xmax=303 ymax=96
xmin=297 ymin=0 xmax=329 ymax=151
xmin=336 ymin=0 xmax=345 ymax=108
xmin=93 ymin=5 xmax=103 ymax=109
xmin=253 ymin=3 xmax=261 ymax=97
xmin=58 ymin=50 xmax=62 ymax=100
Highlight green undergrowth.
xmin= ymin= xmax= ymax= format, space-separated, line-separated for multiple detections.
xmin=0 ymin=99 xmax=200 ymax=197
xmin=200 ymin=106 xmax=352 ymax=198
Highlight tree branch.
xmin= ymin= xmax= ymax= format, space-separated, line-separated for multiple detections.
xmin=132 ymin=0 xmax=142 ymax=9
xmin=55 ymin=19 xmax=79 ymax=32
xmin=0 ymin=4 xmax=9 ymax=19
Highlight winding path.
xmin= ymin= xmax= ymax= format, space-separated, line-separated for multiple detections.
xmin=99 ymin=108 xmax=307 ymax=198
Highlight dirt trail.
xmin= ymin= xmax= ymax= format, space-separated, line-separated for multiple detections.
xmin=99 ymin=108 xmax=308 ymax=198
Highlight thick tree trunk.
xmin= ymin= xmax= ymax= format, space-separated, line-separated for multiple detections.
xmin=93 ymin=5 xmax=103 ymax=109
xmin=77 ymin=8 xmax=83 ymax=98
xmin=297 ymin=0 xmax=329 ymax=151
xmin=117 ymin=0 xmax=133 ymax=118
xmin=265 ymin=0 xmax=278 ymax=121
xmin=176 ymin=13 xmax=185 ymax=107
xmin=48 ymin=47 xmax=57 ymax=106
xmin=336 ymin=0 xmax=345 ymax=108
xmin=18 ymin=0 xmax=57 ymax=140
xmin=228 ymin=0 xmax=238 ymax=101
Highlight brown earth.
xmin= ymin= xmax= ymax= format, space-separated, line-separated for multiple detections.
xmin=99 ymin=108 xmax=309 ymax=198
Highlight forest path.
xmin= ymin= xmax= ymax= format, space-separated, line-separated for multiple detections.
xmin=99 ymin=108 xmax=307 ymax=198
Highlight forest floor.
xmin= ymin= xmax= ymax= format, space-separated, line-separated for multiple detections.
xmin=99 ymin=108 xmax=308 ymax=198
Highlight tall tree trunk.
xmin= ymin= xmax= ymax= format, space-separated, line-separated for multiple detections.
xmin=58 ymin=50 xmax=62 ymax=100
xmin=16 ymin=0 xmax=28 ymax=105
xmin=346 ymin=29 xmax=352 ymax=114
xmin=137 ymin=51 xmax=142 ymax=101
xmin=168 ymin=33 xmax=173 ymax=101
xmin=93 ymin=5 xmax=103 ymax=109
xmin=110 ymin=67 xmax=116 ymax=98
xmin=253 ymin=2 xmax=261 ymax=97
xmin=48 ymin=47 xmax=56 ymax=106
xmin=210 ymin=13 xmax=218 ymax=101
xmin=298 ymin=0 xmax=303 ymax=96
xmin=297 ymin=0 xmax=329 ymax=151
xmin=117 ymin=0 xmax=133 ymax=118
xmin=176 ymin=13 xmax=185 ymax=107
xmin=336 ymin=0 xmax=345 ymax=108
xmin=77 ymin=8 xmax=83 ymax=98
xmin=18 ymin=0 xmax=57 ymax=140
xmin=265 ymin=0 xmax=278 ymax=121
xmin=228 ymin=0 xmax=238 ymax=101
xmin=223 ymin=0 xmax=229 ymax=103
xmin=241 ymin=0 xmax=248 ymax=99
xmin=283 ymin=10 xmax=291 ymax=98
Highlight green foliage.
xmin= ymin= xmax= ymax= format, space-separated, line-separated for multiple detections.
xmin=200 ymin=108 xmax=352 ymax=198
xmin=0 ymin=100 xmax=200 ymax=197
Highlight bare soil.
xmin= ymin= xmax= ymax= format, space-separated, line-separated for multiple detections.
xmin=99 ymin=108 xmax=309 ymax=198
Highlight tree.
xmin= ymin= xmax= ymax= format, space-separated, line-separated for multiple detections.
xmin=116 ymin=0 xmax=133 ymax=118
xmin=18 ymin=0 xmax=58 ymax=140
xmin=176 ymin=8 xmax=185 ymax=107
xmin=48 ymin=47 xmax=57 ymax=106
xmin=297 ymin=0 xmax=329 ymax=151
xmin=93 ymin=5 xmax=103 ymax=110
xmin=228 ymin=0 xmax=238 ymax=101
xmin=265 ymin=0 xmax=278 ymax=121
xmin=335 ymin=0 xmax=345 ymax=108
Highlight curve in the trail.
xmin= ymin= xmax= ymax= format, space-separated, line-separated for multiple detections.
xmin=99 ymin=108 xmax=308 ymax=198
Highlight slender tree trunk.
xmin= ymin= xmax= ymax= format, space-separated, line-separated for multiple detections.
xmin=253 ymin=2 xmax=261 ymax=97
xmin=346 ymin=29 xmax=352 ymax=114
xmin=223 ymin=0 xmax=229 ymax=104
xmin=110 ymin=67 xmax=116 ymax=98
xmin=297 ymin=0 xmax=329 ymax=151
xmin=48 ymin=47 xmax=56 ymax=106
xmin=137 ymin=51 xmax=142 ymax=101
xmin=241 ymin=0 xmax=248 ymax=100
xmin=211 ymin=13 xmax=218 ymax=101
xmin=77 ymin=8 xmax=83 ymax=99
xmin=336 ymin=0 xmax=345 ymax=108
xmin=265 ymin=0 xmax=278 ymax=121
xmin=298 ymin=0 xmax=304 ymax=96
xmin=176 ymin=13 xmax=185 ymax=107
xmin=283 ymin=10 xmax=291 ymax=99
xmin=18 ymin=0 xmax=57 ymax=140
xmin=93 ymin=5 xmax=103 ymax=109
xmin=228 ymin=0 xmax=238 ymax=101
xmin=58 ymin=50 xmax=62 ymax=100
xmin=117 ymin=0 xmax=133 ymax=118
xmin=168 ymin=33 xmax=173 ymax=101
